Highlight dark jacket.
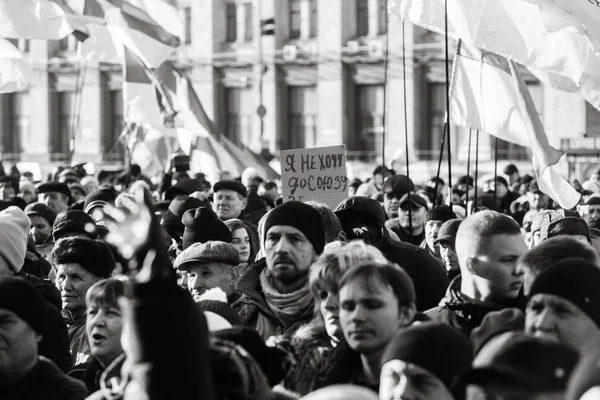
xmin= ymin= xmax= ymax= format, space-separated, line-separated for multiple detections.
xmin=426 ymin=276 xmax=526 ymax=336
xmin=21 ymin=273 xmax=72 ymax=372
xmin=385 ymin=218 xmax=425 ymax=246
xmin=64 ymin=315 xmax=91 ymax=366
xmin=0 ymin=356 xmax=87 ymax=400
xmin=22 ymin=238 xmax=52 ymax=278
xmin=232 ymin=258 xmax=314 ymax=341
xmin=241 ymin=188 xmax=269 ymax=227
xmin=69 ymin=355 xmax=126 ymax=394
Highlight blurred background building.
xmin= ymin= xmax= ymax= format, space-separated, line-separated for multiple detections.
xmin=1 ymin=0 xmax=599 ymax=180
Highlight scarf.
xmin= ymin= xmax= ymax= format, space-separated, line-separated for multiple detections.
xmin=259 ymin=268 xmax=313 ymax=328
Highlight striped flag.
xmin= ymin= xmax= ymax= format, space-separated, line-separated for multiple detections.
xmin=0 ymin=39 xmax=32 ymax=93
xmin=450 ymin=47 xmax=581 ymax=209
xmin=126 ymin=0 xmax=183 ymax=38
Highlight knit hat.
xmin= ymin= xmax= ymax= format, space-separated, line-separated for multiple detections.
xmin=213 ymin=179 xmax=247 ymax=198
xmin=0 ymin=276 xmax=45 ymax=334
xmin=426 ymin=205 xmax=456 ymax=223
xmin=381 ymin=323 xmax=473 ymax=390
xmin=465 ymin=332 xmax=579 ymax=392
xmin=433 ymin=219 xmax=462 ymax=246
xmin=382 ymin=175 xmax=414 ymax=198
xmin=84 ymin=187 xmax=117 ymax=213
xmin=335 ymin=196 xmax=387 ymax=228
xmin=174 ymin=241 xmax=240 ymax=271
xmin=264 ymin=201 xmax=325 ymax=254
xmin=164 ymin=178 xmax=204 ymax=201
xmin=471 ymin=308 xmax=526 ymax=354
xmin=52 ymin=210 xmax=98 ymax=241
xmin=529 ymin=258 xmax=600 ymax=327
xmin=25 ymin=202 xmax=57 ymax=226
xmin=37 ymin=182 xmax=71 ymax=201
xmin=300 ymin=385 xmax=379 ymax=400
xmin=0 ymin=206 xmax=30 ymax=273
xmin=182 ymin=207 xmax=232 ymax=250
xmin=51 ymin=237 xmax=116 ymax=278
xmin=543 ymin=217 xmax=590 ymax=242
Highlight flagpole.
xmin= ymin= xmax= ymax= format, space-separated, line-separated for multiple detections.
xmin=466 ymin=128 xmax=472 ymax=208
xmin=401 ymin=18 xmax=412 ymax=235
xmin=493 ymin=136 xmax=499 ymax=210
xmin=257 ymin=0 xmax=266 ymax=151
xmin=444 ymin=0 xmax=453 ymax=200
xmin=434 ymin=123 xmax=447 ymax=204
xmin=473 ymin=129 xmax=480 ymax=214
xmin=381 ymin=1 xmax=392 ymax=179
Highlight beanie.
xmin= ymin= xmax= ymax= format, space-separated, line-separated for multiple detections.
xmin=25 ymin=202 xmax=57 ymax=226
xmin=381 ymin=323 xmax=474 ymax=390
xmin=52 ymin=210 xmax=98 ymax=241
xmin=0 ymin=276 xmax=45 ymax=333
xmin=0 ymin=206 xmax=30 ymax=273
xmin=51 ymin=237 xmax=116 ymax=278
xmin=182 ymin=207 xmax=233 ymax=250
xmin=426 ymin=205 xmax=456 ymax=223
xmin=264 ymin=201 xmax=325 ymax=254
xmin=382 ymin=175 xmax=414 ymax=197
xmin=529 ymin=258 xmax=600 ymax=327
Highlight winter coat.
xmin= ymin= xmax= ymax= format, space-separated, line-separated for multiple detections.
xmin=65 ymin=315 xmax=91 ymax=366
xmin=22 ymin=239 xmax=52 ymax=278
xmin=0 ymin=356 xmax=87 ymax=400
xmin=232 ymin=258 xmax=314 ymax=341
xmin=68 ymin=356 xmax=124 ymax=393
xmin=426 ymin=276 xmax=526 ymax=336
xmin=21 ymin=273 xmax=73 ymax=372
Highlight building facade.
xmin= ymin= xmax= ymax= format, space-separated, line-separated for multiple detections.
xmin=1 ymin=0 xmax=599 ymax=179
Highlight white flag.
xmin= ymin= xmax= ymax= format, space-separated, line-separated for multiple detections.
xmin=0 ymin=39 xmax=32 ymax=93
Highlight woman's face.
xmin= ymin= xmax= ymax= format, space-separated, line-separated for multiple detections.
xmin=231 ymin=228 xmax=251 ymax=263
xmin=380 ymin=359 xmax=453 ymax=400
xmin=319 ymin=289 xmax=342 ymax=342
xmin=86 ymin=302 xmax=124 ymax=367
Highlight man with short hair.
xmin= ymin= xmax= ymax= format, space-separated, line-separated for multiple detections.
xmin=427 ymin=210 xmax=528 ymax=335
xmin=233 ymin=201 xmax=324 ymax=340
xmin=213 ymin=180 xmax=248 ymax=222
xmin=51 ymin=237 xmax=116 ymax=366
xmin=175 ymin=241 xmax=241 ymax=302
xmin=581 ymin=196 xmax=600 ymax=224
xmin=0 ymin=276 xmax=87 ymax=399
xmin=516 ymin=236 xmax=600 ymax=296
xmin=37 ymin=182 xmax=71 ymax=215
xmin=382 ymin=175 xmax=414 ymax=220
xmin=385 ymin=193 xmax=429 ymax=245
xmin=25 ymin=202 xmax=57 ymax=260
xmin=525 ymin=258 xmax=600 ymax=355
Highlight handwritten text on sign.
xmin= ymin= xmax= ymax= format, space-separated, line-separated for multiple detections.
xmin=280 ymin=145 xmax=348 ymax=208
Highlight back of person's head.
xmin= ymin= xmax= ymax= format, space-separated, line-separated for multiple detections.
xmin=86 ymin=277 xmax=127 ymax=310
xmin=305 ymin=201 xmax=345 ymax=244
xmin=309 ymin=241 xmax=387 ymax=300
xmin=129 ymin=164 xmax=142 ymax=176
xmin=518 ymin=236 xmax=600 ymax=295
xmin=339 ymin=262 xmax=416 ymax=309
xmin=456 ymin=210 xmax=521 ymax=270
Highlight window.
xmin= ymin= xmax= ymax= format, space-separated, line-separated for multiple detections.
xmin=357 ymin=0 xmax=369 ymax=37
xmin=351 ymin=85 xmax=384 ymax=160
xmin=182 ymin=7 xmax=192 ymax=44
xmin=52 ymin=91 xmax=75 ymax=161
xmin=244 ymin=2 xmax=253 ymax=42
xmin=309 ymin=0 xmax=318 ymax=37
xmin=1 ymin=92 xmax=29 ymax=161
xmin=289 ymin=0 xmax=301 ymax=39
xmin=103 ymin=89 xmax=125 ymax=161
xmin=287 ymin=86 xmax=317 ymax=149
xmin=224 ymin=88 xmax=253 ymax=146
xmin=226 ymin=3 xmax=237 ymax=42
xmin=378 ymin=0 xmax=388 ymax=34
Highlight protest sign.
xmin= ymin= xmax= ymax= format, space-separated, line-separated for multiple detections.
xmin=280 ymin=145 xmax=348 ymax=209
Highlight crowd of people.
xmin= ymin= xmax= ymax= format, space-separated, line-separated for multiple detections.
xmin=0 ymin=158 xmax=599 ymax=399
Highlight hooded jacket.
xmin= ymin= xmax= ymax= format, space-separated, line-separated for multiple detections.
xmin=426 ymin=276 xmax=526 ymax=335
xmin=232 ymin=258 xmax=314 ymax=340
xmin=335 ymin=197 xmax=449 ymax=311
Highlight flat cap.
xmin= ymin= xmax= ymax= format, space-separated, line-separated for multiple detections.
xmin=174 ymin=241 xmax=240 ymax=271
xmin=213 ymin=180 xmax=247 ymax=198
xmin=37 ymin=182 xmax=71 ymax=199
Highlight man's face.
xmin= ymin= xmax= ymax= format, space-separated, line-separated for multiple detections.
xmin=55 ymin=263 xmax=98 ymax=316
xmin=584 ymin=205 xmax=600 ymax=223
xmin=526 ymin=293 xmax=600 ymax=353
xmin=425 ymin=221 xmax=443 ymax=253
xmin=186 ymin=262 xmax=236 ymax=300
xmin=440 ymin=243 xmax=459 ymax=272
xmin=527 ymin=192 xmax=549 ymax=211
xmin=470 ymin=234 xmax=528 ymax=302
xmin=213 ymin=190 xmax=247 ymax=221
xmin=86 ymin=303 xmax=123 ymax=367
xmin=490 ymin=182 xmax=509 ymax=199
xmin=384 ymin=193 xmax=401 ymax=219
xmin=41 ymin=192 xmax=68 ymax=214
xmin=0 ymin=309 xmax=40 ymax=380
xmin=0 ymin=183 xmax=14 ymax=201
xmin=398 ymin=203 xmax=426 ymax=231
xmin=264 ymin=225 xmax=317 ymax=286
xmin=380 ymin=359 xmax=453 ymax=400
xmin=339 ymin=278 xmax=409 ymax=355
xmin=29 ymin=215 xmax=52 ymax=245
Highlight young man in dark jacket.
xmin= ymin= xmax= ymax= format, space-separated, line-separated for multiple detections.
xmin=427 ymin=210 xmax=528 ymax=335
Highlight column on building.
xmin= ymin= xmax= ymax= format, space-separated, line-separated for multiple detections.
xmin=72 ymin=68 xmax=103 ymax=164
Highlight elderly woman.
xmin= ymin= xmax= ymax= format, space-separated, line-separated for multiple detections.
xmin=280 ymin=240 xmax=388 ymax=396
xmin=69 ymin=278 xmax=127 ymax=393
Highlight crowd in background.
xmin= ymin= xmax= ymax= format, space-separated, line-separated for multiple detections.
xmin=0 ymin=156 xmax=599 ymax=399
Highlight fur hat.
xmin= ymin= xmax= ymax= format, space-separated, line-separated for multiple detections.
xmin=51 ymin=237 xmax=116 ymax=278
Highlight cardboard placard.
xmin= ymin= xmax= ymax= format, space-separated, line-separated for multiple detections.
xmin=280 ymin=145 xmax=348 ymax=209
